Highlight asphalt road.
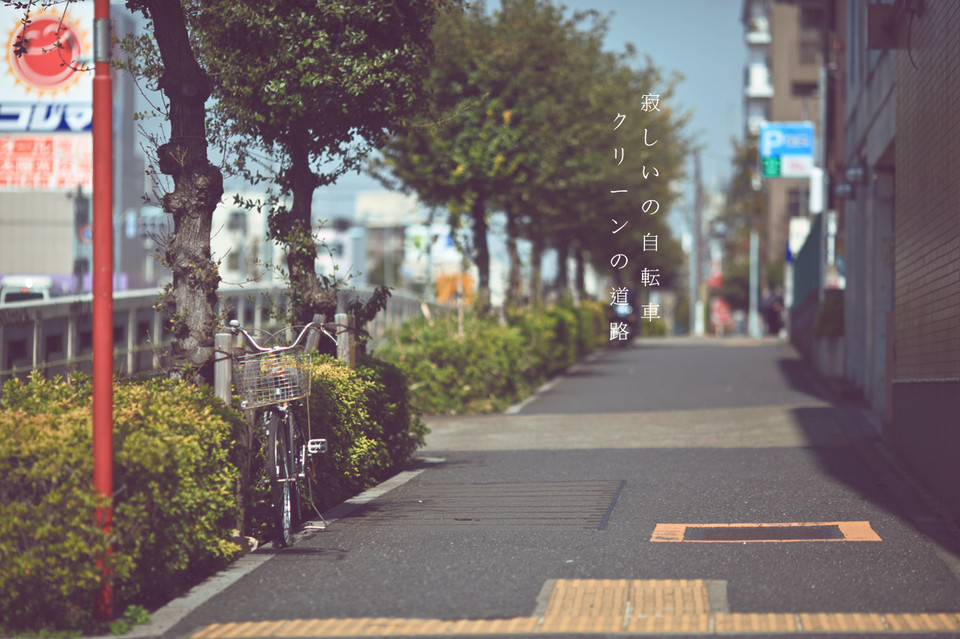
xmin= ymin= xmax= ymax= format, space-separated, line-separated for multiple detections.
xmin=151 ymin=337 xmax=960 ymax=638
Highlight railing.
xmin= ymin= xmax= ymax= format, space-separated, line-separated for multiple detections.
xmin=0 ymin=284 xmax=449 ymax=385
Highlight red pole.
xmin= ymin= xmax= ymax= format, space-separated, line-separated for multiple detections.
xmin=92 ymin=0 xmax=114 ymax=621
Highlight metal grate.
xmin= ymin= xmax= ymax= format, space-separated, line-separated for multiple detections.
xmin=340 ymin=480 xmax=625 ymax=530
xmin=683 ymin=524 xmax=845 ymax=542
xmin=651 ymin=521 xmax=882 ymax=543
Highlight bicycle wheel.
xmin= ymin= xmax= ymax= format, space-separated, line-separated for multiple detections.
xmin=287 ymin=411 xmax=303 ymax=528
xmin=266 ymin=411 xmax=296 ymax=547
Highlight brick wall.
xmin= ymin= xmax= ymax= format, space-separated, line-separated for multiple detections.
xmin=890 ymin=0 xmax=960 ymax=518
xmin=894 ymin=1 xmax=960 ymax=382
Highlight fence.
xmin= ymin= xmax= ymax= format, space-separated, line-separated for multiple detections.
xmin=0 ymin=284 xmax=449 ymax=385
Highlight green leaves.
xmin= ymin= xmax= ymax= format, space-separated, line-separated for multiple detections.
xmin=376 ymin=302 xmax=608 ymax=415
xmin=0 ymin=375 xmax=245 ymax=634
xmin=194 ymin=0 xmax=459 ymax=324
xmin=373 ymin=0 xmax=691 ymax=302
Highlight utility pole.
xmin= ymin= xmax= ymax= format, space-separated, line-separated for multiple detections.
xmin=92 ymin=0 xmax=114 ymax=621
xmin=690 ymin=150 xmax=704 ymax=336
xmin=749 ymin=230 xmax=761 ymax=338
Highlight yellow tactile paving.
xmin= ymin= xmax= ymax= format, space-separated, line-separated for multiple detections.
xmin=189 ymin=579 xmax=960 ymax=636
xmin=625 ymin=614 xmax=711 ymax=634
xmin=543 ymin=578 xmax=631 ymax=619
xmin=631 ymin=578 xmax=710 ymax=616
xmin=798 ymin=612 xmax=888 ymax=632
xmin=447 ymin=617 xmax=540 ymax=634
xmin=713 ymin=613 xmax=799 ymax=633
xmin=884 ymin=613 xmax=960 ymax=632
xmin=538 ymin=615 xmax=625 ymax=633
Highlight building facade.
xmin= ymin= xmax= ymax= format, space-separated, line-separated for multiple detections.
xmin=823 ymin=0 xmax=960 ymax=517
xmin=0 ymin=2 xmax=149 ymax=291
xmin=742 ymin=0 xmax=824 ymax=291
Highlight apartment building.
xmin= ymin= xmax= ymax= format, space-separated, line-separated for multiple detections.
xmin=742 ymin=0 xmax=824 ymax=295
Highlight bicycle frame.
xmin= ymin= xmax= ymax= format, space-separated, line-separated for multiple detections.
xmin=229 ymin=320 xmax=337 ymax=546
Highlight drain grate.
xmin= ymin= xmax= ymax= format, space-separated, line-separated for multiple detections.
xmin=651 ymin=521 xmax=882 ymax=543
xmin=340 ymin=480 xmax=625 ymax=530
xmin=684 ymin=524 xmax=844 ymax=542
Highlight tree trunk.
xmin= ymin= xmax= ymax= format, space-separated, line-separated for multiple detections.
xmin=573 ymin=243 xmax=586 ymax=303
xmin=470 ymin=195 xmax=491 ymax=312
xmin=530 ymin=233 xmax=544 ymax=307
xmin=276 ymin=132 xmax=337 ymax=327
xmin=148 ymin=0 xmax=223 ymax=383
xmin=555 ymin=237 xmax=570 ymax=303
xmin=504 ymin=206 xmax=523 ymax=308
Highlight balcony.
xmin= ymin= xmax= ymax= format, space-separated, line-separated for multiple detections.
xmin=744 ymin=63 xmax=774 ymax=99
xmin=745 ymin=17 xmax=771 ymax=45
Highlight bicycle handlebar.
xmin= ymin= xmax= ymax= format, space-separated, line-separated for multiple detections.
xmin=229 ymin=319 xmax=338 ymax=352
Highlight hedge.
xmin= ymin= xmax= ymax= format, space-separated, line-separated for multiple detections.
xmin=0 ymin=373 xmax=245 ymax=635
xmin=375 ymin=302 xmax=608 ymax=415
xmin=0 ymin=352 xmax=424 ymax=635
xmin=296 ymin=354 xmax=424 ymax=512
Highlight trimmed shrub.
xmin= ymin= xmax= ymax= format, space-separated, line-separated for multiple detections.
xmin=0 ymin=353 xmax=427 ymax=634
xmin=300 ymin=355 xmax=389 ymax=510
xmin=376 ymin=302 xmax=608 ymax=415
xmin=357 ymin=354 xmax=427 ymax=465
xmin=375 ymin=313 xmax=531 ymax=415
xmin=292 ymin=354 xmax=424 ymax=512
xmin=0 ymin=373 xmax=245 ymax=635
xmin=639 ymin=317 xmax=669 ymax=336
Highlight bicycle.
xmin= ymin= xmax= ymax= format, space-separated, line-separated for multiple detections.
xmin=229 ymin=319 xmax=338 ymax=547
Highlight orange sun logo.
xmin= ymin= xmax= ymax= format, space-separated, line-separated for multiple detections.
xmin=7 ymin=10 xmax=90 ymax=98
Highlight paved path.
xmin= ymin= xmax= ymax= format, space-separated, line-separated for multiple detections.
xmin=148 ymin=337 xmax=960 ymax=638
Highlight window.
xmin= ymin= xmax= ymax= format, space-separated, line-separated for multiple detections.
xmin=798 ymin=8 xmax=822 ymax=65
xmin=787 ymin=187 xmax=810 ymax=217
xmin=227 ymin=210 xmax=247 ymax=231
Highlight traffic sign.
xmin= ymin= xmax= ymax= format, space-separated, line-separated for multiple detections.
xmin=759 ymin=122 xmax=814 ymax=178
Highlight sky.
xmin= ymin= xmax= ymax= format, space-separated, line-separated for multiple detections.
xmin=318 ymin=0 xmax=747 ymax=222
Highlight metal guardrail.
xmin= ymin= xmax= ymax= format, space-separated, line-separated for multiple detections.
xmin=0 ymin=284 xmax=449 ymax=384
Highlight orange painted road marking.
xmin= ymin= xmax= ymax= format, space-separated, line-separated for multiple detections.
xmin=650 ymin=521 xmax=882 ymax=542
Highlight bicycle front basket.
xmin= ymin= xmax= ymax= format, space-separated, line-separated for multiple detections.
xmin=233 ymin=347 xmax=311 ymax=409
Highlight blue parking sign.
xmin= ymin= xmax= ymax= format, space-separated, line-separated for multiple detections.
xmin=759 ymin=122 xmax=814 ymax=178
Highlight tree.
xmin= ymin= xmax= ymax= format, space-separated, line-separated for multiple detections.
xmin=9 ymin=0 xmax=231 ymax=382
xmin=719 ymin=134 xmax=768 ymax=307
xmin=197 ymin=0 xmax=459 ymax=327
xmin=102 ymin=0 xmax=224 ymax=383
xmin=373 ymin=0 xmax=691 ymax=310
xmin=9 ymin=0 xmax=458 ymax=379
xmin=372 ymin=0 xmax=609 ymax=310
xmin=542 ymin=49 xmax=689 ymax=299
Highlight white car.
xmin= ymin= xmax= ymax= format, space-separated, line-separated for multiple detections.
xmin=0 ymin=275 xmax=63 ymax=304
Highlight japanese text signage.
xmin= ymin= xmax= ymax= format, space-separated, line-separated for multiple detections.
xmin=759 ymin=121 xmax=814 ymax=178
xmin=0 ymin=2 xmax=94 ymax=190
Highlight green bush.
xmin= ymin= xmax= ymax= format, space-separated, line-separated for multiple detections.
xmin=291 ymin=354 xmax=425 ymax=512
xmin=639 ymin=317 xmax=668 ymax=336
xmin=0 ymin=373 xmax=245 ymax=635
xmin=0 ymin=351 xmax=428 ymax=634
xmin=376 ymin=313 xmax=528 ymax=415
xmin=357 ymin=355 xmax=427 ymax=465
xmin=376 ymin=302 xmax=608 ymax=415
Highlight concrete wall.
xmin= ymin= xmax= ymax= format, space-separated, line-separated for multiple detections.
xmin=839 ymin=2 xmax=896 ymax=420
